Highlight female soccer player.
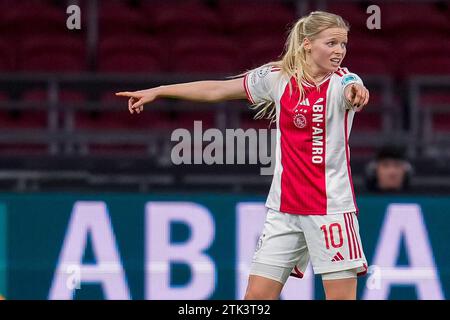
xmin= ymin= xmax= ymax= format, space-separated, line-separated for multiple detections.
xmin=116 ymin=11 xmax=370 ymax=300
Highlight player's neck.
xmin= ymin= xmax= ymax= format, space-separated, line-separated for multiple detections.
xmin=304 ymin=64 xmax=331 ymax=86
xmin=310 ymin=69 xmax=331 ymax=84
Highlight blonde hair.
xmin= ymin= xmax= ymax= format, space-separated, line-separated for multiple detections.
xmin=232 ymin=11 xmax=350 ymax=123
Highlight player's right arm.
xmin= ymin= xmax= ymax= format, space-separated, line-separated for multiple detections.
xmin=115 ymin=78 xmax=247 ymax=114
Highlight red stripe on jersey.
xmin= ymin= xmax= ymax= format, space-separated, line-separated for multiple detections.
xmin=278 ymin=78 xmax=329 ymax=214
xmin=243 ymin=74 xmax=255 ymax=104
xmin=335 ymin=70 xmax=343 ymax=77
xmin=337 ymin=252 xmax=344 ymax=260
xmin=341 ymin=68 xmax=348 ymax=74
xmin=349 ymin=213 xmax=362 ymax=258
xmin=344 ymin=213 xmax=353 ymax=260
xmin=344 ymin=110 xmax=359 ymax=213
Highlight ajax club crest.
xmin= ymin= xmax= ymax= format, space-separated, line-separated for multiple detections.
xmin=294 ymin=113 xmax=307 ymax=128
xmin=293 ymin=98 xmax=310 ymax=129
xmin=293 ymin=108 xmax=308 ymax=129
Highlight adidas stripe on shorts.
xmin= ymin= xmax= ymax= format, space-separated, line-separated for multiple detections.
xmin=250 ymin=208 xmax=368 ymax=284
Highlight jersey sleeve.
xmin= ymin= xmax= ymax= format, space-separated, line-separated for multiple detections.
xmin=340 ymin=67 xmax=364 ymax=90
xmin=243 ymin=65 xmax=281 ymax=104
xmin=340 ymin=67 xmax=364 ymax=110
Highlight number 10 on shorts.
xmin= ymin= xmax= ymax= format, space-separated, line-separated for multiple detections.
xmin=320 ymin=223 xmax=344 ymax=249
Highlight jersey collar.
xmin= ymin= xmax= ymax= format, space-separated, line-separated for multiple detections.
xmin=301 ymin=71 xmax=333 ymax=88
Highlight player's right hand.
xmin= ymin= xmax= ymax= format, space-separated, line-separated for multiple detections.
xmin=115 ymin=89 xmax=158 ymax=114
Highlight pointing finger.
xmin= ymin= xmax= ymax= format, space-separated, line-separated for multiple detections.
xmin=116 ymin=92 xmax=141 ymax=98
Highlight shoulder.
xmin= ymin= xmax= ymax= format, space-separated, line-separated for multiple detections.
xmin=252 ymin=65 xmax=283 ymax=78
xmin=248 ymin=65 xmax=284 ymax=86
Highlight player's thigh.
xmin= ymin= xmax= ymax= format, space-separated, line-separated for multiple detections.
xmin=322 ymin=275 xmax=357 ymax=300
xmin=245 ymin=274 xmax=283 ymax=300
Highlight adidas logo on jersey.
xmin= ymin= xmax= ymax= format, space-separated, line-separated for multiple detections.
xmin=331 ymin=252 xmax=344 ymax=262
xmin=299 ymin=98 xmax=310 ymax=106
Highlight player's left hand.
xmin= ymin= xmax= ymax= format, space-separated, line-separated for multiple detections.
xmin=344 ymin=83 xmax=369 ymax=112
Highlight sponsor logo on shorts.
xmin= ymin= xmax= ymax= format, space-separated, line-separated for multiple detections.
xmin=331 ymin=251 xmax=345 ymax=262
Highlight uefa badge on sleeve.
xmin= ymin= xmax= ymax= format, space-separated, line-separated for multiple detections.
xmin=257 ymin=66 xmax=271 ymax=78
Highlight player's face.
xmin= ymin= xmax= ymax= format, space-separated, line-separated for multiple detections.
xmin=307 ymin=27 xmax=348 ymax=73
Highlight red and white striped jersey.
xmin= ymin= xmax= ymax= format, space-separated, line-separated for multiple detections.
xmin=243 ymin=65 xmax=363 ymax=215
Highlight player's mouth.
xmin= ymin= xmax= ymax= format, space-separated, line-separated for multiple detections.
xmin=330 ymin=58 xmax=341 ymax=65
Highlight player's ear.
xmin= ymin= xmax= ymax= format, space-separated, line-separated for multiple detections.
xmin=303 ymin=38 xmax=312 ymax=53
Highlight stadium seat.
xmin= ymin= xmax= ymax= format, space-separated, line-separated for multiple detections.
xmin=1 ymin=1 xmax=67 ymax=37
xmin=432 ymin=114 xmax=450 ymax=132
xmin=143 ymin=0 xmax=223 ymax=37
xmin=170 ymin=110 xmax=215 ymax=130
xmin=420 ymin=93 xmax=450 ymax=106
xmin=352 ymin=113 xmax=382 ymax=132
xmin=21 ymin=89 xmax=87 ymax=130
xmin=75 ymin=109 xmax=140 ymax=130
xmin=171 ymin=36 xmax=240 ymax=73
xmin=0 ymin=39 xmax=15 ymax=71
xmin=93 ymin=92 xmax=216 ymax=131
xmin=382 ymin=3 xmax=448 ymax=35
xmin=240 ymin=116 xmax=275 ymax=130
xmin=0 ymin=93 xmax=46 ymax=130
xmin=325 ymin=2 xmax=370 ymax=33
xmin=420 ymin=92 xmax=450 ymax=133
xmin=343 ymin=36 xmax=392 ymax=75
xmin=0 ymin=143 xmax=48 ymax=155
xmin=98 ymin=35 xmax=167 ymax=73
xmin=18 ymin=35 xmax=86 ymax=72
xmin=74 ymin=91 xmax=174 ymax=131
xmin=343 ymin=55 xmax=391 ymax=76
xmin=241 ymin=35 xmax=286 ymax=69
xmin=73 ymin=91 xmax=169 ymax=156
xmin=399 ymin=41 xmax=450 ymax=76
xmin=0 ymin=98 xmax=48 ymax=154
xmin=217 ymin=0 xmax=295 ymax=37
xmin=99 ymin=1 xmax=147 ymax=36
xmin=23 ymin=89 xmax=86 ymax=104
xmin=174 ymin=55 xmax=238 ymax=73
xmin=347 ymin=146 xmax=377 ymax=158
xmin=85 ymin=144 xmax=149 ymax=156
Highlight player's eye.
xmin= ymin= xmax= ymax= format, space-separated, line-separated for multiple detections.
xmin=341 ymin=43 xmax=347 ymax=48
xmin=327 ymin=42 xmax=335 ymax=46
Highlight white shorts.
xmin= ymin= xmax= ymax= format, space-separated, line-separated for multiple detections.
xmin=250 ymin=208 xmax=368 ymax=284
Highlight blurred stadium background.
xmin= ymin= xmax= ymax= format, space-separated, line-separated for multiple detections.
xmin=0 ymin=0 xmax=448 ymax=300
